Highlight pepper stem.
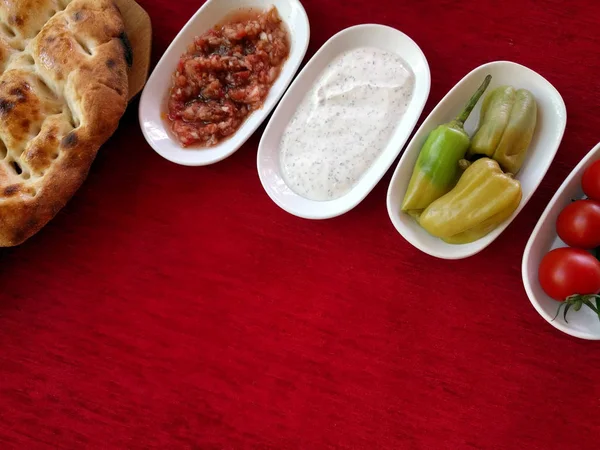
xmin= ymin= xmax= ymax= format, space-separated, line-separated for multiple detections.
xmin=455 ymin=75 xmax=492 ymax=126
xmin=594 ymin=248 xmax=600 ymax=321
xmin=458 ymin=159 xmax=471 ymax=171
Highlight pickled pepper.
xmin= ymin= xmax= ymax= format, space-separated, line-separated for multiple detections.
xmin=468 ymin=86 xmax=537 ymax=174
xmin=401 ymin=75 xmax=492 ymax=215
xmin=418 ymin=158 xmax=522 ymax=244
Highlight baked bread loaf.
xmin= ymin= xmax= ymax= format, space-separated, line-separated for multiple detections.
xmin=0 ymin=0 xmax=131 ymax=246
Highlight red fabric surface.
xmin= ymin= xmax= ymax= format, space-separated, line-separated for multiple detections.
xmin=2 ymin=0 xmax=600 ymax=448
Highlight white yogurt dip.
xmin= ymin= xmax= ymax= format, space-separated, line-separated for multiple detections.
xmin=279 ymin=47 xmax=415 ymax=201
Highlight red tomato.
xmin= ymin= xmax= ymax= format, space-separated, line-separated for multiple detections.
xmin=582 ymin=160 xmax=600 ymax=201
xmin=538 ymin=248 xmax=600 ymax=301
xmin=556 ymin=199 xmax=600 ymax=249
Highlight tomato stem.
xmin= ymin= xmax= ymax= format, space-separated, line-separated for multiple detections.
xmin=553 ymin=294 xmax=600 ymax=324
xmin=587 ymin=248 xmax=600 ymax=320
xmin=583 ymin=299 xmax=600 ymax=315
xmin=563 ymin=303 xmax=573 ymax=323
xmin=552 ymin=303 xmax=565 ymax=322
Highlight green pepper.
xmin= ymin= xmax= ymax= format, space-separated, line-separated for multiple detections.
xmin=468 ymin=86 xmax=537 ymax=174
xmin=401 ymin=75 xmax=492 ymax=215
xmin=418 ymin=158 xmax=522 ymax=244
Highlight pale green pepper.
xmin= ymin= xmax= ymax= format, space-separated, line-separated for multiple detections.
xmin=468 ymin=86 xmax=537 ymax=174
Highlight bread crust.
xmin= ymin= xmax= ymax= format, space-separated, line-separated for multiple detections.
xmin=0 ymin=0 xmax=129 ymax=246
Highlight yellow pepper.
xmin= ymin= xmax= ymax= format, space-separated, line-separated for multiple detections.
xmin=418 ymin=158 xmax=522 ymax=244
xmin=468 ymin=86 xmax=537 ymax=174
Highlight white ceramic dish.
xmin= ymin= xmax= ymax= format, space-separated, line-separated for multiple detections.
xmin=257 ymin=24 xmax=430 ymax=219
xmin=522 ymin=142 xmax=600 ymax=340
xmin=138 ymin=0 xmax=310 ymax=166
xmin=387 ymin=61 xmax=567 ymax=259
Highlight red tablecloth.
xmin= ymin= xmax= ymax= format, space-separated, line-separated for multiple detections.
xmin=2 ymin=0 xmax=600 ymax=448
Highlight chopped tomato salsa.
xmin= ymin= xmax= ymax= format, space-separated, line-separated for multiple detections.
xmin=167 ymin=7 xmax=290 ymax=147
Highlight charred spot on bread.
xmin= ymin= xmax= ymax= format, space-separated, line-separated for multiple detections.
xmin=3 ymin=184 xmax=20 ymax=196
xmin=0 ymin=99 xmax=15 ymax=116
xmin=73 ymin=11 xmax=83 ymax=21
xmin=106 ymin=58 xmax=116 ymax=69
xmin=10 ymin=87 xmax=27 ymax=102
xmin=9 ymin=15 xmax=24 ymax=27
xmin=61 ymin=131 xmax=78 ymax=148
xmin=11 ymin=161 xmax=22 ymax=174
xmin=118 ymin=31 xmax=133 ymax=67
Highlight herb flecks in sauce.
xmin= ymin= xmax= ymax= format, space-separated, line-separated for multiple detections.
xmin=280 ymin=47 xmax=415 ymax=201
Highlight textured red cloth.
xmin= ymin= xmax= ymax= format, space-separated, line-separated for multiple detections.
xmin=1 ymin=0 xmax=600 ymax=448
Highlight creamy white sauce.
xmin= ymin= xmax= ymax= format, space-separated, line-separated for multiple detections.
xmin=280 ymin=47 xmax=415 ymax=201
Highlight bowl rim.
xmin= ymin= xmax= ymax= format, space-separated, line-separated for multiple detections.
xmin=256 ymin=23 xmax=431 ymax=219
xmin=138 ymin=0 xmax=311 ymax=166
xmin=386 ymin=60 xmax=567 ymax=260
xmin=522 ymin=141 xmax=600 ymax=340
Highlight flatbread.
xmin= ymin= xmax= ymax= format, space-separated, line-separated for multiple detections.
xmin=0 ymin=0 xmax=130 ymax=246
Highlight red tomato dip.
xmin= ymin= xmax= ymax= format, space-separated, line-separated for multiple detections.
xmin=167 ymin=7 xmax=290 ymax=147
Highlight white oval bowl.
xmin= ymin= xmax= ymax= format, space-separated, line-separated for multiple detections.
xmin=386 ymin=61 xmax=567 ymax=259
xmin=138 ymin=0 xmax=310 ymax=166
xmin=522 ymin=142 xmax=600 ymax=340
xmin=257 ymin=24 xmax=430 ymax=220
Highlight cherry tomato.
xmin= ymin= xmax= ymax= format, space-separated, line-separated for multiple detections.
xmin=556 ymin=199 xmax=600 ymax=249
xmin=582 ymin=160 xmax=600 ymax=201
xmin=538 ymin=248 xmax=600 ymax=301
